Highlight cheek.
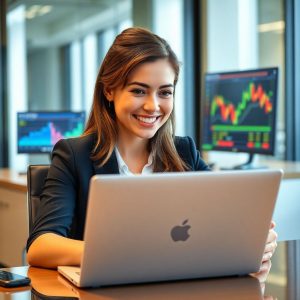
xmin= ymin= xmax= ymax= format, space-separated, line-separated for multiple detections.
xmin=163 ymin=100 xmax=174 ymax=115
xmin=114 ymin=101 xmax=135 ymax=116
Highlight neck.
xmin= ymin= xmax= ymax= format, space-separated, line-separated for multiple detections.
xmin=117 ymin=138 xmax=149 ymax=159
xmin=116 ymin=136 xmax=150 ymax=174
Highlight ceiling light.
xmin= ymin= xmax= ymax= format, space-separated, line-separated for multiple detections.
xmin=38 ymin=5 xmax=53 ymax=16
xmin=25 ymin=5 xmax=53 ymax=19
xmin=258 ymin=21 xmax=285 ymax=33
xmin=25 ymin=11 xmax=35 ymax=19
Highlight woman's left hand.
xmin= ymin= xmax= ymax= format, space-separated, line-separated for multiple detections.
xmin=250 ymin=221 xmax=278 ymax=283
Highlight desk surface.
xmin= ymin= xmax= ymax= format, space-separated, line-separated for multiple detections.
xmin=0 ymin=169 xmax=26 ymax=192
xmin=0 ymin=240 xmax=299 ymax=300
xmin=1 ymin=159 xmax=300 ymax=193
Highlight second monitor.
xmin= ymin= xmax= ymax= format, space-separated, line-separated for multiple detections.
xmin=202 ymin=67 xmax=278 ymax=169
xmin=17 ymin=111 xmax=86 ymax=154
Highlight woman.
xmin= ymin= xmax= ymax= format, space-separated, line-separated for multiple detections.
xmin=27 ymin=28 xmax=277 ymax=282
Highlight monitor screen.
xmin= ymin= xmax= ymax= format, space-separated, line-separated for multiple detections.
xmin=202 ymin=67 xmax=278 ymax=155
xmin=17 ymin=111 xmax=86 ymax=154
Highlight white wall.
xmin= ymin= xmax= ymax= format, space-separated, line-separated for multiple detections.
xmin=153 ymin=0 xmax=185 ymax=136
xmin=7 ymin=5 xmax=28 ymax=171
xmin=28 ymin=48 xmax=62 ymax=110
xmin=273 ymin=179 xmax=300 ymax=241
xmin=206 ymin=0 xmax=259 ymax=167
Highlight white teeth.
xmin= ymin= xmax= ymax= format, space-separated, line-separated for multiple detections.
xmin=136 ymin=116 xmax=158 ymax=124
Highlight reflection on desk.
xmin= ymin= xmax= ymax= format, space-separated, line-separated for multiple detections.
xmin=34 ymin=277 xmax=264 ymax=299
xmin=4 ymin=266 xmax=266 ymax=300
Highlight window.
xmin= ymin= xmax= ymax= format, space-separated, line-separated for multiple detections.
xmin=6 ymin=0 xmax=132 ymax=169
xmin=203 ymin=0 xmax=285 ymax=166
xmin=153 ymin=0 xmax=185 ymax=136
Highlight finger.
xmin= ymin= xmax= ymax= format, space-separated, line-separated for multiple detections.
xmin=260 ymin=261 xmax=271 ymax=280
xmin=264 ymin=240 xmax=278 ymax=254
xmin=270 ymin=220 xmax=276 ymax=229
xmin=260 ymin=260 xmax=272 ymax=272
xmin=250 ymin=260 xmax=271 ymax=283
xmin=266 ymin=229 xmax=278 ymax=244
xmin=262 ymin=251 xmax=273 ymax=262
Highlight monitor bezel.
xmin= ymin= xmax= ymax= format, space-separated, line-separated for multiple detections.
xmin=201 ymin=67 xmax=279 ymax=156
xmin=17 ymin=110 xmax=86 ymax=154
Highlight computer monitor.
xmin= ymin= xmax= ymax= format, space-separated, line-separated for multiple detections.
xmin=202 ymin=67 xmax=278 ymax=169
xmin=17 ymin=111 xmax=86 ymax=154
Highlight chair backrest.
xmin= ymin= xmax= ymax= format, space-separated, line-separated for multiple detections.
xmin=27 ymin=165 xmax=50 ymax=235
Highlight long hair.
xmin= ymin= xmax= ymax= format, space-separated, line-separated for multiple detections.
xmin=83 ymin=27 xmax=189 ymax=172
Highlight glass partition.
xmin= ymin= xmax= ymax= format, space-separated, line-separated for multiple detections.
xmin=203 ymin=0 xmax=285 ymax=167
xmin=7 ymin=0 xmax=132 ymax=169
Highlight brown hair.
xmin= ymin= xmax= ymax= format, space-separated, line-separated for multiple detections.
xmin=83 ymin=27 xmax=189 ymax=172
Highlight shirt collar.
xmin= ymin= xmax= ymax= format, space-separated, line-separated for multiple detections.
xmin=115 ymin=147 xmax=153 ymax=175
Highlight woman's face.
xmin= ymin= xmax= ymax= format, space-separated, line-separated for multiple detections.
xmin=107 ymin=59 xmax=175 ymax=144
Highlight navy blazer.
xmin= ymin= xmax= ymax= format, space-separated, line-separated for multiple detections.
xmin=27 ymin=134 xmax=210 ymax=250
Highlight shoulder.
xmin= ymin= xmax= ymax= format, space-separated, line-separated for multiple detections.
xmin=174 ymin=136 xmax=198 ymax=161
xmin=174 ymin=136 xmax=196 ymax=152
xmin=174 ymin=136 xmax=210 ymax=171
xmin=53 ymin=133 xmax=95 ymax=158
xmin=50 ymin=134 xmax=96 ymax=174
xmin=56 ymin=133 xmax=95 ymax=150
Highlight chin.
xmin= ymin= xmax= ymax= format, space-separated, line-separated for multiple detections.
xmin=137 ymin=133 xmax=157 ymax=140
xmin=135 ymin=130 xmax=158 ymax=140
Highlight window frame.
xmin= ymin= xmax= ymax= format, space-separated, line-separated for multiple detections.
xmin=183 ymin=0 xmax=202 ymax=144
xmin=0 ymin=1 xmax=8 ymax=167
xmin=285 ymin=0 xmax=300 ymax=161
xmin=285 ymin=0 xmax=300 ymax=296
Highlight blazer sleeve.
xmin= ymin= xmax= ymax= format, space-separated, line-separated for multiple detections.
xmin=26 ymin=139 xmax=78 ymax=251
xmin=176 ymin=136 xmax=211 ymax=171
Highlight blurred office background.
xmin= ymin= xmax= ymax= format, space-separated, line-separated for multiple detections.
xmin=1 ymin=0 xmax=299 ymax=171
xmin=0 ymin=0 xmax=300 ymax=296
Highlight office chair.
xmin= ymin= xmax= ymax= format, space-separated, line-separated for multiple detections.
xmin=27 ymin=165 xmax=50 ymax=235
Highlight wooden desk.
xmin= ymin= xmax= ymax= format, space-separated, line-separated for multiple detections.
xmin=0 ymin=268 xmax=264 ymax=299
xmin=262 ymin=160 xmax=300 ymax=179
xmin=0 ymin=241 xmax=298 ymax=299
xmin=210 ymin=158 xmax=300 ymax=179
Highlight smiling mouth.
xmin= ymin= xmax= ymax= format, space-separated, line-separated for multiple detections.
xmin=133 ymin=115 xmax=161 ymax=124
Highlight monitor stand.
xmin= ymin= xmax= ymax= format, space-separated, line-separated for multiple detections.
xmin=18 ymin=171 xmax=27 ymax=176
xmin=220 ymin=154 xmax=267 ymax=170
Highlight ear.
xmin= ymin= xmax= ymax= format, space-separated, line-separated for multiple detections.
xmin=104 ymin=87 xmax=115 ymax=102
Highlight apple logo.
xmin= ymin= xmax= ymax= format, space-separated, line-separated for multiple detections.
xmin=170 ymin=219 xmax=191 ymax=242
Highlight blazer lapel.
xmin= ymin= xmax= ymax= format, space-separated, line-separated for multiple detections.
xmin=92 ymin=150 xmax=120 ymax=175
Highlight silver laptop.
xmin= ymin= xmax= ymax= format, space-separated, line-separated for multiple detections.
xmin=58 ymin=169 xmax=283 ymax=288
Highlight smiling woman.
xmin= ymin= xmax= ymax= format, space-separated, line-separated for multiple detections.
xmin=26 ymin=27 xmax=211 ymax=268
xmin=83 ymin=27 xmax=190 ymax=172
xmin=26 ymin=28 xmax=276 ymax=279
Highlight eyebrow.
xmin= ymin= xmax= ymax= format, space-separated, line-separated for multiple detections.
xmin=127 ymin=81 xmax=174 ymax=89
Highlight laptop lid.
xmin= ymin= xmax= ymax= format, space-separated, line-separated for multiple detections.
xmin=70 ymin=169 xmax=282 ymax=287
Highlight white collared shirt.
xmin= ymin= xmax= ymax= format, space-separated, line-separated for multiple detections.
xmin=115 ymin=147 xmax=153 ymax=175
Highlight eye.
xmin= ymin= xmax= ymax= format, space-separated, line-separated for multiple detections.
xmin=159 ymin=90 xmax=173 ymax=98
xmin=130 ymin=88 xmax=146 ymax=95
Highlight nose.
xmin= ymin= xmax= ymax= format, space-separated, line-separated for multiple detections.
xmin=143 ymin=93 xmax=160 ymax=112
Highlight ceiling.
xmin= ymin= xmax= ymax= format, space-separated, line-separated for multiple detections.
xmin=6 ymin=0 xmax=131 ymax=49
